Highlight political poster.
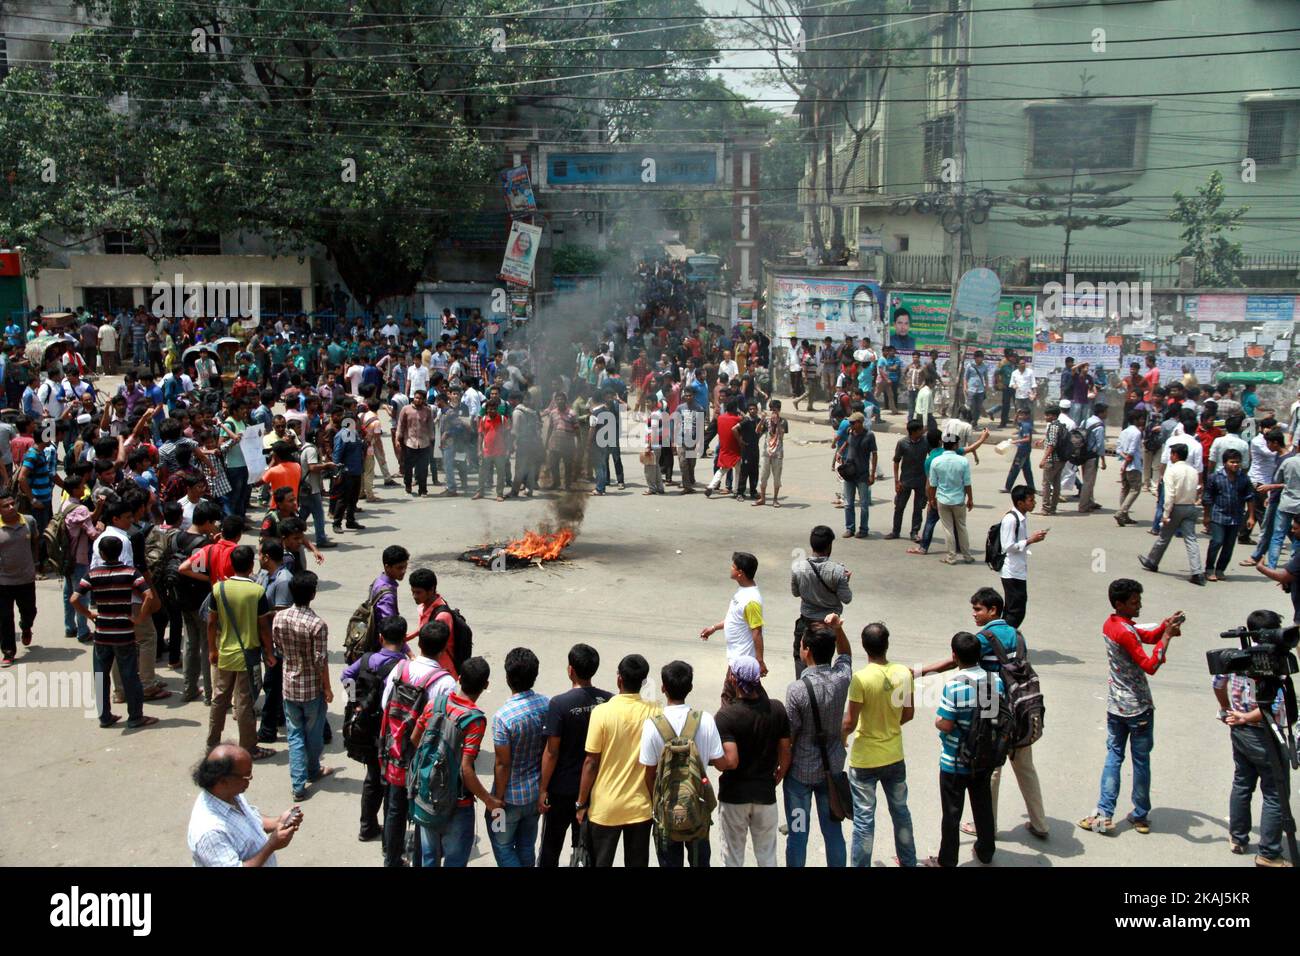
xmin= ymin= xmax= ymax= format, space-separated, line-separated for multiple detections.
xmin=510 ymin=293 xmax=530 ymax=320
xmin=1032 ymin=342 xmax=1122 ymax=377
xmin=949 ymin=268 xmax=1003 ymax=345
xmin=499 ymin=220 xmax=542 ymax=287
xmin=769 ymin=275 xmax=886 ymax=345
xmin=1122 ymin=354 xmax=1215 ymax=381
xmin=887 ymin=291 xmax=1036 ymax=357
xmin=500 ymin=165 xmax=538 ymax=217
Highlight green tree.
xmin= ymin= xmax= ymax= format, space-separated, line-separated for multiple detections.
xmin=1168 ymin=170 xmax=1249 ymax=288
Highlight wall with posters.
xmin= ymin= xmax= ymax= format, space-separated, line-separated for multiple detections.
xmin=768 ymin=273 xmax=886 ymax=345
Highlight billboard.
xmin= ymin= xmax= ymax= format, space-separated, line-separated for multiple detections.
xmin=500 ymin=165 xmax=537 ymax=217
xmin=537 ymin=145 xmax=724 ymax=191
xmin=887 ymin=291 xmax=1036 ymax=356
xmin=770 ymin=275 xmax=886 ymax=344
xmin=499 ymin=221 xmax=542 ymax=287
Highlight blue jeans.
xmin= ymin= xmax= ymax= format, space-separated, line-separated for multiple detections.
xmin=920 ymin=503 xmax=940 ymax=551
xmin=284 ymin=696 xmax=326 ymax=792
xmin=1252 ymin=495 xmax=1279 ymax=561
xmin=848 ymin=761 xmax=916 ymax=867
xmin=1005 ymin=454 xmax=1035 ymax=492
xmin=63 ymin=562 xmax=90 ymax=638
xmin=594 ymin=447 xmax=610 ymax=493
xmin=843 ymin=478 xmax=871 ymax=534
xmin=968 ymin=392 xmax=985 ymax=426
xmin=1097 ymin=710 xmax=1154 ymax=821
xmin=442 ymin=446 xmax=460 ymax=492
xmin=224 ymin=464 xmax=250 ymax=518
xmin=419 ymin=804 xmax=476 ymax=867
xmin=297 ymin=492 xmax=328 ymax=545
xmin=487 ymin=802 xmax=540 ymax=867
xmin=782 ymin=776 xmax=847 ymax=867
xmin=1267 ymin=510 xmax=1298 ymax=568
xmin=1229 ymin=724 xmax=1284 ymax=861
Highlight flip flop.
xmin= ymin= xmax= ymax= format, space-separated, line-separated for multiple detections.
xmin=252 ymin=746 xmax=276 ymax=761
xmin=906 ymin=547 xmax=928 ymax=555
xmin=960 ymin=822 xmax=977 ymax=836
xmin=126 ymin=716 xmax=160 ymax=729
xmin=143 ymin=688 xmax=173 ymax=701
xmin=773 ymin=501 xmax=781 ymax=508
xmin=310 ymin=766 xmax=338 ymax=783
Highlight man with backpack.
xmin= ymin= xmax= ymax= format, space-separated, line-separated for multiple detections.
xmin=341 ymin=618 xmax=408 ymax=842
xmin=992 ymin=485 xmax=1047 ymax=628
xmin=408 ymin=567 xmax=468 ymax=678
xmin=378 ymin=620 xmax=456 ymax=866
xmin=537 ymin=644 xmax=613 ymax=867
xmin=1038 ymin=406 xmax=1067 ymax=516
xmin=407 ymin=656 xmax=501 ymax=867
xmin=54 ymin=470 xmax=99 ymax=642
xmin=369 ymin=545 xmax=408 ymax=633
xmin=639 ymin=660 xmax=727 ymax=867
xmin=165 ymin=502 xmax=221 ymax=703
xmin=1077 ymin=402 xmax=1108 ymax=513
xmin=487 ymin=647 xmax=550 ymax=867
xmin=923 ymin=632 xmax=1007 ymax=867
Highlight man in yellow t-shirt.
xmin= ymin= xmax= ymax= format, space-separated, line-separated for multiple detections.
xmin=576 ymin=653 xmax=659 ymax=867
xmin=206 ymin=545 xmax=276 ymax=760
xmin=841 ymin=621 xmax=916 ymax=867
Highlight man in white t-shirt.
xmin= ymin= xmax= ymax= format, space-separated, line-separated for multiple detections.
xmin=718 ymin=350 xmax=739 ymax=382
xmin=699 ymin=551 xmax=765 ymax=677
xmin=345 ymin=363 xmax=365 ymax=397
xmin=380 ymin=317 xmax=399 ymax=342
xmin=639 ymin=659 xmax=729 ymax=867
xmin=406 ymin=360 xmax=430 ymax=396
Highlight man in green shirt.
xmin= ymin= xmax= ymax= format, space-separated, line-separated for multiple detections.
xmin=842 ymin=621 xmax=916 ymax=867
xmin=207 ymin=545 xmax=276 ymax=759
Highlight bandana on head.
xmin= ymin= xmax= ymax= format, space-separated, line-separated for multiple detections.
xmin=729 ymin=655 xmax=762 ymax=695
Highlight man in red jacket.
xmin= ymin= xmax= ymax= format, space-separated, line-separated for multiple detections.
xmin=705 ymin=402 xmax=744 ymax=498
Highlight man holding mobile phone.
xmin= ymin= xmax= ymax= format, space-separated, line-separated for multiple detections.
xmin=1079 ymin=579 xmax=1181 ymax=836
xmin=999 ymin=485 xmax=1048 ymax=629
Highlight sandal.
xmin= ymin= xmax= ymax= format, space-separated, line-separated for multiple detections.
xmin=310 ymin=766 xmax=338 ymax=783
xmin=1239 ymin=558 xmax=1258 ymax=567
xmin=960 ymin=822 xmax=977 ymax=836
xmin=1229 ymin=840 xmax=1248 ymax=855
xmin=252 ymin=746 xmax=276 ymax=761
xmin=906 ymin=546 xmax=928 ymax=555
xmin=143 ymin=687 xmax=172 ymax=701
xmin=125 ymin=716 xmax=160 ymax=729
xmin=921 ymin=856 xmax=943 ymax=867
xmin=1077 ymin=814 xmax=1114 ymax=834
xmin=773 ymin=501 xmax=781 ymax=508
xmin=940 ymin=555 xmax=958 ymax=565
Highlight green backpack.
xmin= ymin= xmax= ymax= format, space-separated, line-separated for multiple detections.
xmin=406 ymin=695 xmax=480 ymax=831
xmin=650 ymin=711 xmax=715 ymax=843
xmin=42 ymin=500 xmax=77 ymax=576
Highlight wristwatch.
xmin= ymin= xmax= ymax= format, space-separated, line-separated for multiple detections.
xmin=575 ymin=800 xmax=588 ymax=811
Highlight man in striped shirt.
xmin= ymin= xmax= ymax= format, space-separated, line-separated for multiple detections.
xmin=489 ymin=647 xmax=550 ymax=867
xmin=71 ymin=535 xmax=160 ymax=729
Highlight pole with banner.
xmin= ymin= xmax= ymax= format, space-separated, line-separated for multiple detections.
xmin=948 ymin=266 xmax=1002 ymax=419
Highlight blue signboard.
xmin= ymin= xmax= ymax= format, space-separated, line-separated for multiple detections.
xmin=538 ymin=146 xmax=723 ymax=190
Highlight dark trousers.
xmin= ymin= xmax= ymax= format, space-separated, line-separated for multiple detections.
xmin=740 ymin=451 xmax=759 ymax=496
xmin=679 ymin=453 xmax=697 ymax=491
xmin=0 ymin=581 xmax=37 ymax=658
xmin=332 ymin=472 xmax=362 ymax=524
xmin=939 ymin=769 xmax=995 ymax=867
xmin=401 ymin=446 xmax=431 ymax=493
xmin=1001 ymin=577 xmax=1027 ymax=629
xmin=537 ymin=792 xmax=579 ymax=867
xmin=1005 ymin=454 xmax=1035 ymax=492
xmin=259 ymin=659 xmax=283 ymax=737
xmin=1229 ymin=724 xmax=1286 ymax=861
xmin=1206 ymin=522 xmax=1240 ymax=575
xmin=588 ymin=819 xmax=652 ymax=867
xmin=892 ymin=485 xmax=925 ymax=537
xmin=999 ymin=387 xmax=1014 ymax=426
xmin=94 ymin=642 xmax=143 ymax=724
xmin=382 ymin=781 xmax=423 ymax=867
xmin=656 ymin=835 xmax=711 ymax=867
xmin=360 ymin=753 xmax=386 ymax=836
xmin=659 ymin=446 xmax=675 ymax=483
xmin=164 ymin=606 xmax=182 ymax=666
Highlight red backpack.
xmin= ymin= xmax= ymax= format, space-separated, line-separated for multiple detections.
xmin=378 ymin=661 xmax=447 ymax=787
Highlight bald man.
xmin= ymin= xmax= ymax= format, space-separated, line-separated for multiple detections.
xmin=187 ymin=743 xmax=301 ymax=867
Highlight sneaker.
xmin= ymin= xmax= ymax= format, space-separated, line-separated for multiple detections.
xmin=21 ymin=628 xmax=31 ymax=646
xmin=358 ymin=827 xmax=382 ymax=843
xmin=293 ymin=789 xmax=307 ymax=802
xmin=317 ymin=540 xmax=338 ymax=549
xmin=1 ymin=654 xmax=13 ymax=668
xmin=855 ymin=531 xmax=870 ymax=539
xmin=842 ymin=529 xmax=856 ymax=538
xmin=345 ymin=522 xmax=366 ymax=530
xmin=1255 ymin=854 xmax=1293 ymax=868
xmin=1138 ymin=555 xmax=1157 ymax=572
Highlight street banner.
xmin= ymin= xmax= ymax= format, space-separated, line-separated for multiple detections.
xmin=770 ymin=275 xmax=885 ymax=344
xmin=949 ymin=268 xmax=1003 ymax=344
xmin=1032 ymin=342 xmax=1122 ymax=376
xmin=500 ymin=165 xmax=537 ymax=217
xmin=888 ymin=291 xmax=1036 ymax=356
xmin=499 ymin=221 xmax=542 ymax=287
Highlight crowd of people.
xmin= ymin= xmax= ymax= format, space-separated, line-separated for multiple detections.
xmin=0 ymin=262 xmax=1293 ymax=869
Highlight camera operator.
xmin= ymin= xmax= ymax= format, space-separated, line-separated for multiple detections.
xmin=1254 ymin=513 xmax=1300 ymax=623
xmin=1212 ymin=609 xmax=1292 ymax=868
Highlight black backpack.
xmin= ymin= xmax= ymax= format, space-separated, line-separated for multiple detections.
xmin=343 ymin=653 xmax=402 ymax=763
xmin=955 ymin=673 xmax=1015 ymax=773
xmin=980 ymin=628 xmax=1046 ymax=750
xmin=161 ymin=532 xmax=208 ymax=609
xmin=433 ymin=598 xmax=474 ymax=673
xmin=1142 ymin=418 xmax=1165 ymax=453
xmin=1059 ymin=427 xmax=1090 ymax=466
xmin=984 ymin=511 xmax=1020 ymax=573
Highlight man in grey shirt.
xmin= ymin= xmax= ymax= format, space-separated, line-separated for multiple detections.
xmin=782 ymin=615 xmax=852 ymax=867
xmin=790 ymin=524 xmax=852 ymax=677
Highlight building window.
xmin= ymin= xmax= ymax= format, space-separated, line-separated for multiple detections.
xmin=923 ymin=115 xmax=954 ymax=185
xmin=1028 ymin=106 xmax=1144 ymax=171
xmin=1247 ymin=106 xmax=1289 ymax=166
xmin=0 ymin=34 xmax=9 ymax=82
xmin=260 ymin=287 xmax=304 ymax=317
xmin=81 ymin=287 xmax=138 ymax=314
xmin=103 ymin=230 xmax=146 ymax=255
xmin=163 ymin=230 xmax=222 ymax=255
xmin=895 ymin=235 xmax=909 ymax=252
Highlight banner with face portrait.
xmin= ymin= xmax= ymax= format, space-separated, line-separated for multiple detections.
xmin=500 ymin=220 xmax=542 ymax=287
xmin=887 ymin=291 xmax=1036 ymax=358
xmin=500 ymin=165 xmax=538 ymax=217
xmin=769 ymin=275 xmax=886 ymax=346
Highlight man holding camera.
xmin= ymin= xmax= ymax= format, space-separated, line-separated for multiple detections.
xmin=1212 ymin=609 xmax=1292 ymax=868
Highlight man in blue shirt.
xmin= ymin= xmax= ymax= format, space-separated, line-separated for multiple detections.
xmin=878 ymin=346 xmax=903 ymax=415
xmin=964 ymin=351 xmax=989 ymax=428
xmin=331 ymin=414 xmax=366 ymax=532
xmin=925 ymin=631 xmax=1005 ymax=867
xmin=928 ymin=430 xmax=975 ymax=564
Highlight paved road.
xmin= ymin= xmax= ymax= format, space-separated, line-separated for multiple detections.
xmin=0 ymin=415 xmax=1281 ymax=866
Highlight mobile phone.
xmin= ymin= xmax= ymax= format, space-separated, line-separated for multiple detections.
xmin=1171 ymin=613 xmax=1187 ymax=626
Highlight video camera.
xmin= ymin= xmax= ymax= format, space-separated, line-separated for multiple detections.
xmin=1208 ymin=626 xmax=1300 ymax=682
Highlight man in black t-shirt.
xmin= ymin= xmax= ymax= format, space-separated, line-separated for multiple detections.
xmin=735 ymin=403 xmax=761 ymax=500
xmin=715 ymin=656 xmax=791 ymax=868
xmin=537 ymin=643 xmax=612 ymax=867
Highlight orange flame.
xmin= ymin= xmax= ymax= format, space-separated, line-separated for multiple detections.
xmin=505 ymin=529 xmax=575 ymax=561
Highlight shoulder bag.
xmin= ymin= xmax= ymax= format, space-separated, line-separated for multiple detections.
xmin=800 ymin=675 xmax=853 ymax=822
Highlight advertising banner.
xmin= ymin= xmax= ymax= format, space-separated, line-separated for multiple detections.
xmin=771 ymin=275 xmax=886 ymax=345
xmin=499 ymin=221 xmax=543 ymax=287
xmin=1032 ymin=342 xmax=1122 ymax=377
xmin=949 ymin=268 xmax=1003 ymax=345
xmin=887 ymin=291 xmax=1036 ymax=356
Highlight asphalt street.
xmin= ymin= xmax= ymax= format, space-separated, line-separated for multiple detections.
xmin=0 ymin=413 xmax=1287 ymax=867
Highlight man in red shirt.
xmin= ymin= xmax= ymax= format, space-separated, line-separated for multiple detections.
xmin=179 ymin=515 xmax=244 ymax=587
xmin=474 ymin=400 xmax=510 ymax=501
xmin=408 ymin=567 xmax=460 ymax=678
xmin=407 ymin=656 xmax=501 ymax=866
xmin=705 ymin=402 xmax=744 ymax=497
xmin=1141 ymin=355 xmax=1160 ymax=404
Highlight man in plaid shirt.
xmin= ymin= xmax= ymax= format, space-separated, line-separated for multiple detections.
xmin=489 ymin=647 xmax=550 ymax=867
xmin=272 ymin=570 xmax=336 ymax=800
xmin=466 ymin=348 xmax=483 ymax=384
xmin=1202 ymin=448 xmax=1254 ymax=581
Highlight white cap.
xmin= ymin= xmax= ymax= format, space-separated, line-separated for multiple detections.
xmin=1059 ymin=398 xmax=1072 ymax=409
